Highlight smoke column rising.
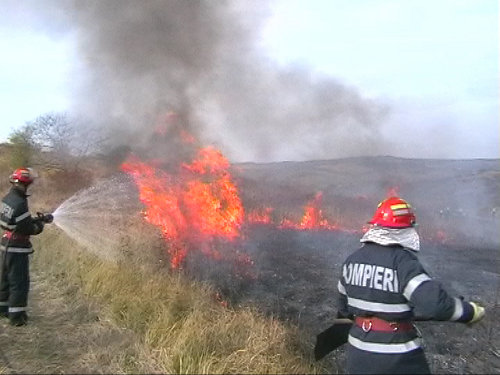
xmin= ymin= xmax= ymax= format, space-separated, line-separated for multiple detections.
xmin=3 ymin=1 xmax=497 ymax=244
xmin=4 ymin=0 xmax=388 ymax=162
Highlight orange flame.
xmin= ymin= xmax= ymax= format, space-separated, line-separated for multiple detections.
xmin=121 ymin=146 xmax=245 ymax=269
xmin=247 ymin=207 xmax=273 ymax=224
xmin=121 ymin=157 xmax=187 ymax=241
xmin=123 ymin=119 xmax=372 ymax=270
xmin=280 ymin=192 xmax=337 ymax=230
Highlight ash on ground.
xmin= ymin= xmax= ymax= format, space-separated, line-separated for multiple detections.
xmin=183 ymin=225 xmax=500 ymax=374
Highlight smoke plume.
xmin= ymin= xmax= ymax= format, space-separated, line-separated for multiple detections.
xmin=4 ymin=0 xmax=388 ymax=162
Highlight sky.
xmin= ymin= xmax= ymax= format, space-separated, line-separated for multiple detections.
xmin=0 ymin=0 xmax=498 ymax=160
xmin=0 ymin=28 xmax=74 ymax=139
xmin=259 ymin=0 xmax=499 ymax=159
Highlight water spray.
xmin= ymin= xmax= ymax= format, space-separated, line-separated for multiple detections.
xmin=48 ymin=174 xmax=143 ymax=261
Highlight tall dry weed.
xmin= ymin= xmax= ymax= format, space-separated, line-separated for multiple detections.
xmin=33 ymin=228 xmax=330 ymax=374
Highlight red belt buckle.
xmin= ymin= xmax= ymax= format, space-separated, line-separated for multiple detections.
xmin=389 ymin=322 xmax=399 ymax=331
xmin=356 ymin=317 xmax=413 ymax=332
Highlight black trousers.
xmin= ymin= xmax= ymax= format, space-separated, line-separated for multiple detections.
xmin=0 ymin=251 xmax=30 ymax=316
xmin=346 ymin=344 xmax=431 ymax=374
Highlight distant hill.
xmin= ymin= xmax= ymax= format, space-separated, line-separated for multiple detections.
xmin=233 ymin=156 xmax=500 ymax=245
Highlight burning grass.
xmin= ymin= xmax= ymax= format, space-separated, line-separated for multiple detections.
xmin=121 ymin=147 xmax=245 ymax=269
xmin=32 ymin=227 xmax=331 ymax=374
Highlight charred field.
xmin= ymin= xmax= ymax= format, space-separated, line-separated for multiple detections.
xmin=182 ymin=156 xmax=500 ymax=374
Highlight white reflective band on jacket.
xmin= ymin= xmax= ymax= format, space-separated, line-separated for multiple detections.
xmin=8 ymin=306 xmax=26 ymax=313
xmin=338 ymin=280 xmax=346 ymax=295
xmin=0 ymin=212 xmax=31 ymax=230
xmin=0 ymin=220 xmax=16 ymax=230
xmin=347 ymin=296 xmax=411 ymax=313
xmin=0 ymin=301 xmax=8 ymax=306
xmin=15 ymin=212 xmax=30 ymax=222
xmin=403 ymin=273 xmax=432 ymax=300
xmin=348 ymin=335 xmax=422 ymax=354
xmin=0 ymin=245 xmax=33 ymax=253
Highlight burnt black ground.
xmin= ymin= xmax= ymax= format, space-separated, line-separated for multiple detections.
xmin=184 ymin=223 xmax=499 ymax=374
xmin=181 ymin=156 xmax=500 ymax=374
xmin=170 ymin=156 xmax=500 ymax=373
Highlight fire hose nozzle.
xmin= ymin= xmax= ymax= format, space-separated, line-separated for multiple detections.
xmin=36 ymin=212 xmax=54 ymax=224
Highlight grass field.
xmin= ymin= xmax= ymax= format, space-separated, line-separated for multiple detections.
xmin=29 ymin=227 xmax=331 ymax=374
xmin=1 ymin=152 xmax=498 ymax=373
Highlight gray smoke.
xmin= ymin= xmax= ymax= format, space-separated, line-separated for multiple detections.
xmin=2 ymin=0 xmax=388 ymax=162
xmin=211 ymin=66 xmax=388 ymax=161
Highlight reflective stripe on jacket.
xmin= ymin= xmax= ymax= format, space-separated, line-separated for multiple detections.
xmin=0 ymin=187 xmax=43 ymax=253
xmin=338 ymin=242 xmax=469 ymax=354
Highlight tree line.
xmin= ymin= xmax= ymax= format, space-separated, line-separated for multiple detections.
xmin=1 ymin=112 xmax=127 ymax=194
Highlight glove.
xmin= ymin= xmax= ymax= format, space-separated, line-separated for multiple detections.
xmin=34 ymin=220 xmax=45 ymax=234
xmin=467 ymin=302 xmax=485 ymax=324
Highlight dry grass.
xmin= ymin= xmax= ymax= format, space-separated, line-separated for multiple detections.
xmin=1 ymin=250 xmax=162 ymax=374
xmin=32 ymin=228 xmax=328 ymax=374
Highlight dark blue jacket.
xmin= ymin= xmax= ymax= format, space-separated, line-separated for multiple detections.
xmin=338 ymin=242 xmax=474 ymax=355
xmin=0 ymin=187 xmax=44 ymax=253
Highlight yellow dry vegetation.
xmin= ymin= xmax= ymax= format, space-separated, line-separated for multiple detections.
xmin=32 ymin=228 xmax=331 ymax=374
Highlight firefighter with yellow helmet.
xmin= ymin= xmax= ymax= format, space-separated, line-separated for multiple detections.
xmin=336 ymin=196 xmax=485 ymax=374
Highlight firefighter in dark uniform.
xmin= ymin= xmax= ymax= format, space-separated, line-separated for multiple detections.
xmin=0 ymin=168 xmax=52 ymax=326
xmin=337 ymin=196 xmax=485 ymax=374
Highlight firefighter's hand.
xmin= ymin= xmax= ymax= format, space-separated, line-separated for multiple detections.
xmin=467 ymin=302 xmax=485 ymax=324
xmin=34 ymin=220 xmax=44 ymax=234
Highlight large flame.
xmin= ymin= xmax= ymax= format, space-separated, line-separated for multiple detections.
xmin=122 ymin=145 xmax=244 ymax=269
xmin=182 ymin=147 xmax=244 ymax=240
xmin=123 ymin=121 xmax=448 ymax=269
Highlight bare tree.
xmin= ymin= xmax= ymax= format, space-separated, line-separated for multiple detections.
xmin=26 ymin=112 xmax=107 ymax=171
xmin=7 ymin=126 xmax=37 ymax=168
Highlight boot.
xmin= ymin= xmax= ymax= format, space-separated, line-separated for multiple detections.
xmin=9 ymin=311 xmax=28 ymax=326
